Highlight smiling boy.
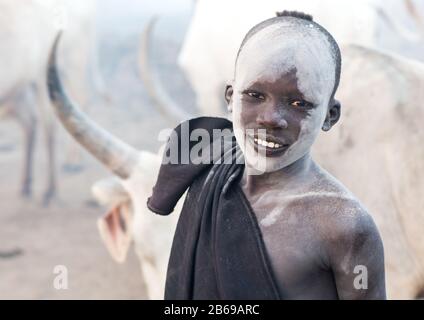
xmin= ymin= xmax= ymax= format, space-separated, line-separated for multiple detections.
xmin=148 ymin=11 xmax=386 ymax=299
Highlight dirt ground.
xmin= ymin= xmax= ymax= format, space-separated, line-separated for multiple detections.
xmin=0 ymin=173 xmax=147 ymax=299
xmin=0 ymin=4 xmax=194 ymax=299
xmin=0 ymin=115 xmax=149 ymax=299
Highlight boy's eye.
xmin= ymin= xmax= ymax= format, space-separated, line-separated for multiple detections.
xmin=290 ymin=100 xmax=311 ymax=108
xmin=244 ymin=91 xmax=265 ymax=100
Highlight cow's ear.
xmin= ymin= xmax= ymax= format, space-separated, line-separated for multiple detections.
xmin=97 ymin=202 xmax=133 ymax=263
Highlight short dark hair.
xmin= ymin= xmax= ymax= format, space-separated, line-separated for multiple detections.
xmin=236 ymin=11 xmax=342 ymax=99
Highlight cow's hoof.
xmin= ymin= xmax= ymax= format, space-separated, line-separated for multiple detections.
xmin=0 ymin=248 xmax=24 ymax=259
xmin=42 ymin=189 xmax=56 ymax=207
xmin=62 ymin=163 xmax=84 ymax=174
xmin=20 ymin=186 xmax=32 ymax=199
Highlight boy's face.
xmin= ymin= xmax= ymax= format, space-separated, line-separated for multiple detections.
xmin=227 ymin=23 xmax=339 ymax=173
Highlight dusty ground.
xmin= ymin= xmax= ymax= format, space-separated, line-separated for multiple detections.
xmin=0 ymin=3 xmax=194 ymax=299
xmin=0 ymin=112 xmax=149 ymax=299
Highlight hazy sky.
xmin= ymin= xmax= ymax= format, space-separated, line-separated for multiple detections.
xmin=100 ymin=0 xmax=193 ymax=17
xmin=96 ymin=0 xmax=194 ymax=36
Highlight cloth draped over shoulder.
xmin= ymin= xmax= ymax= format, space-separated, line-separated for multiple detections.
xmin=147 ymin=117 xmax=281 ymax=300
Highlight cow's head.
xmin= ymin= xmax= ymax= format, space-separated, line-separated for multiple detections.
xmin=47 ymin=33 xmax=164 ymax=264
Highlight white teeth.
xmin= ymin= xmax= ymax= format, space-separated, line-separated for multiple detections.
xmin=253 ymin=137 xmax=283 ymax=149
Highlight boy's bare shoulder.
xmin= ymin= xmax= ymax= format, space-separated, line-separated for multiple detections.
xmin=291 ymin=166 xmax=381 ymax=250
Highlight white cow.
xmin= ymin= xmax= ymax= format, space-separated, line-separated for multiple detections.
xmin=0 ymin=0 xmax=101 ymax=204
xmin=176 ymin=0 xmax=424 ymax=117
xmin=313 ymin=45 xmax=424 ymax=299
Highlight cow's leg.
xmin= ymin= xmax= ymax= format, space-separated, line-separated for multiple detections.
xmin=11 ymin=87 xmax=37 ymax=198
xmin=43 ymin=119 xmax=56 ymax=206
xmin=62 ymin=137 xmax=84 ymax=173
xmin=35 ymin=81 xmax=57 ymax=206
xmin=17 ymin=104 xmax=37 ymax=198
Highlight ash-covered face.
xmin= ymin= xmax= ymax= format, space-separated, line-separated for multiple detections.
xmin=227 ymin=22 xmax=340 ymax=173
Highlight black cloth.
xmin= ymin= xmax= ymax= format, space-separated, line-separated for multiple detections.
xmin=147 ymin=117 xmax=280 ymax=300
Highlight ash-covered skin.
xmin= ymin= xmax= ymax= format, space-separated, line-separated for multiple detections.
xmin=232 ymin=21 xmax=335 ymax=173
xmin=225 ymin=16 xmax=386 ymax=299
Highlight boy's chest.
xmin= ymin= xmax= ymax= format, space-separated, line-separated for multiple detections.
xmin=254 ymin=200 xmax=327 ymax=271
xmin=246 ymin=191 xmax=337 ymax=298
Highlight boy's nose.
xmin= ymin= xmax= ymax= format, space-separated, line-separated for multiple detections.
xmin=256 ymin=104 xmax=288 ymax=129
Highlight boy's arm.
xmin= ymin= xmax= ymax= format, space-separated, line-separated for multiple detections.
xmin=327 ymin=208 xmax=386 ymax=299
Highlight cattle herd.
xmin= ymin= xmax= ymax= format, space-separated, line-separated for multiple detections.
xmin=1 ymin=0 xmax=424 ymax=299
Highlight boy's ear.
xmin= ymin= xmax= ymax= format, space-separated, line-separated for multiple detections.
xmin=224 ymin=84 xmax=234 ymax=112
xmin=322 ymin=99 xmax=341 ymax=131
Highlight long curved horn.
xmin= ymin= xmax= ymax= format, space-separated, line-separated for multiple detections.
xmin=375 ymin=5 xmax=422 ymax=42
xmin=405 ymin=0 xmax=424 ymax=36
xmin=139 ymin=16 xmax=194 ymax=123
xmin=47 ymin=32 xmax=139 ymax=179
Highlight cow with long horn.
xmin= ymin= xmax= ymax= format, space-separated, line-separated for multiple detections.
xmin=47 ymin=33 xmax=181 ymax=299
xmin=138 ymin=17 xmax=194 ymax=123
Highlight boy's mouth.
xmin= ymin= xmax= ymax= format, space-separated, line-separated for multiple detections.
xmin=246 ymin=134 xmax=290 ymax=157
